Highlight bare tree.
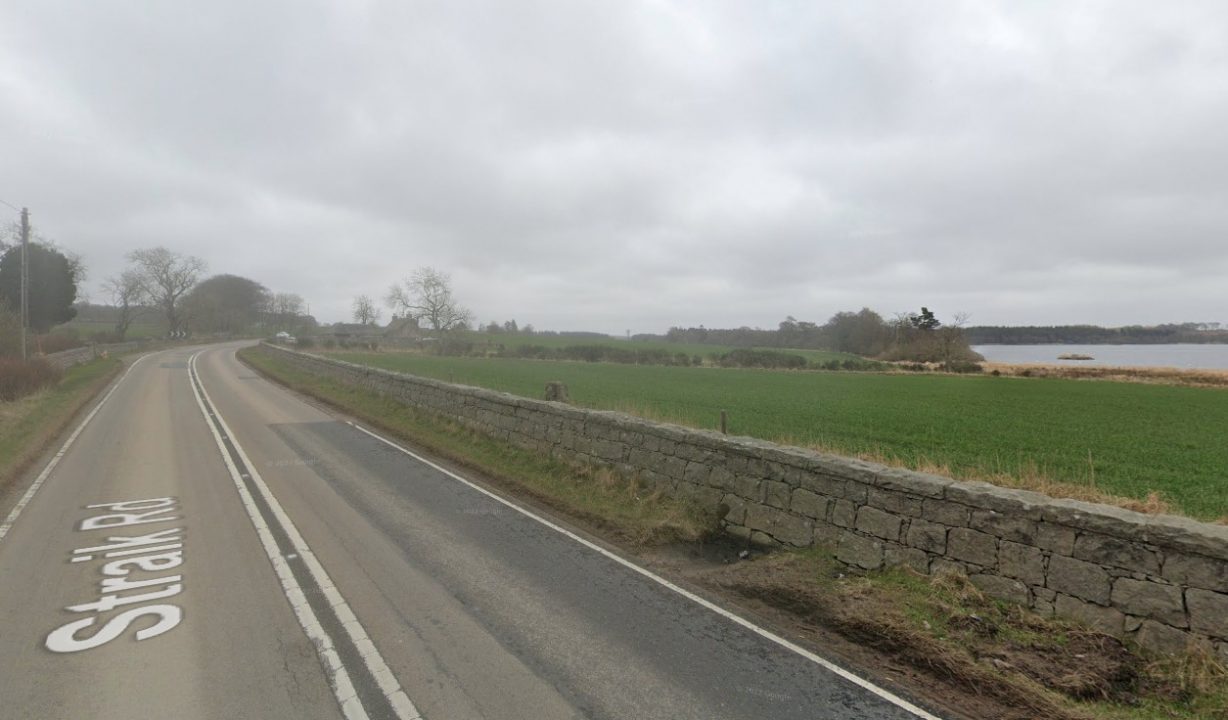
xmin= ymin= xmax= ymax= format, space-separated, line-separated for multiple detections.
xmin=268 ymin=292 xmax=305 ymax=330
xmin=102 ymin=270 xmax=144 ymax=339
xmin=385 ymin=267 xmax=472 ymax=332
xmin=352 ymin=295 xmax=380 ymax=325
xmin=938 ymin=312 xmax=972 ymax=370
xmin=127 ymin=247 xmax=206 ymax=333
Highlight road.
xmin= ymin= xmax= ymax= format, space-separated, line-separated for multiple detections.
xmin=0 ymin=343 xmax=942 ymax=720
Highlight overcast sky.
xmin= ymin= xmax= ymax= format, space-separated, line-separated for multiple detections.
xmin=2 ymin=2 xmax=1226 ymax=334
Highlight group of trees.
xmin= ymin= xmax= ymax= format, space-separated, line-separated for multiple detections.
xmin=0 ymin=243 xmax=84 ymax=333
xmin=663 ymin=306 xmax=981 ymax=367
xmin=480 ymin=319 xmax=536 ymax=335
xmin=0 ymin=228 xmax=319 ymax=352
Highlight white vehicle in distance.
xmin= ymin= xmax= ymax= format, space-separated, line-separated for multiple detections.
xmin=273 ymin=331 xmax=296 ymax=344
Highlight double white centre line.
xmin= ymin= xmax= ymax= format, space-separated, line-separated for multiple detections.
xmin=188 ymin=351 xmax=420 ymax=720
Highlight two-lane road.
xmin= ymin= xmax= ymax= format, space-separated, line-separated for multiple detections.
xmin=0 ymin=343 xmax=942 ymax=720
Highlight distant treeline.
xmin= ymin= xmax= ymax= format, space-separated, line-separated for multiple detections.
xmin=966 ymin=323 xmax=1228 ymax=345
xmin=642 ymin=308 xmax=982 ymax=367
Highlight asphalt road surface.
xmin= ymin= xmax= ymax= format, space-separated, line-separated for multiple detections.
xmin=0 ymin=343 xmax=944 ymax=720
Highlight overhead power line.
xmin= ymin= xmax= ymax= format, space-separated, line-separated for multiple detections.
xmin=0 ymin=197 xmax=20 ymax=212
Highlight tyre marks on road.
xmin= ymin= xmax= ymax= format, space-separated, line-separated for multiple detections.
xmin=188 ymin=351 xmax=420 ymax=720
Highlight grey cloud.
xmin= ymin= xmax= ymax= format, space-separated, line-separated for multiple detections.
xmin=2 ymin=1 xmax=1226 ymax=332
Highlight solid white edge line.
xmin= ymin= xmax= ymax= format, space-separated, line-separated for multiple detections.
xmin=347 ymin=421 xmax=946 ymax=720
xmin=0 ymin=352 xmax=151 ymax=544
xmin=188 ymin=351 xmax=421 ymax=720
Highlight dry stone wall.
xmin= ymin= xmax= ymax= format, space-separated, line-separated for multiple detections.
xmin=45 ymin=340 xmax=152 ymax=370
xmin=264 ymin=343 xmax=1228 ymax=660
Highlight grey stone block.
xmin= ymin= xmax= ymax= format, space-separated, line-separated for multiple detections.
xmin=830 ymin=499 xmax=856 ymax=529
xmin=1187 ymin=589 xmax=1228 ymax=640
xmin=763 ymin=480 xmax=791 ymax=509
xmin=1032 ymin=586 xmax=1057 ymax=602
xmin=866 ymin=487 xmax=923 ymax=517
xmin=1042 ymin=499 xmax=1148 ymax=541
xmin=1162 ymin=553 xmax=1228 ymax=593
xmin=1110 ymin=579 xmax=1187 ymax=627
xmin=1055 ymin=593 xmax=1125 ymax=636
xmin=790 ymin=489 xmax=829 ymax=521
xmin=873 ymin=467 xmax=951 ymax=498
xmin=794 ymin=472 xmax=846 ymax=499
xmin=970 ymin=510 xmax=1037 ymax=544
xmin=1074 ymin=533 xmax=1161 ymax=575
xmin=843 ymin=481 xmax=870 ymax=504
xmin=706 ymin=465 xmax=737 ymax=491
xmin=1144 ymin=516 xmax=1228 ymax=562
xmin=744 ymin=505 xmax=814 ymax=547
xmin=721 ymin=494 xmax=749 ymax=525
xmin=682 ymin=459 xmax=712 ymax=486
xmin=998 ymin=541 xmax=1046 ymax=587
xmin=1048 ymin=555 xmax=1111 ymax=605
xmin=884 ymin=545 xmax=929 ymax=573
xmin=855 ymin=506 xmax=903 ymax=542
xmin=905 ymin=519 xmax=948 ymax=554
xmin=813 ymin=522 xmax=841 ymax=548
xmin=837 ymin=532 xmax=884 ymax=570
xmin=946 ymin=528 xmax=998 ymax=567
xmin=1035 ymin=523 xmax=1077 ymax=555
xmin=1134 ymin=619 xmax=1192 ymax=657
xmin=945 ymin=482 xmax=1047 ymax=518
xmin=970 ymin=575 xmax=1030 ymax=605
xmin=921 ymin=499 xmax=971 ymax=527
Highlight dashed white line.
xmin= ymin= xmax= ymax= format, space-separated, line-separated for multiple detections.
xmin=188 ymin=351 xmax=420 ymax=720
xmin=0 ymin=353 xmax=150 ymax=545
xmin=347 ymin=421 xmax=944 ymax=720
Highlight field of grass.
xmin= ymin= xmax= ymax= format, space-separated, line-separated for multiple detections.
xmin=457 ymin=331 xmax=859 ymax=364
xmin=0 ymin=357 xmax=122 ymax=492
xmin=328 ymin=351 xmax=1228 ymax=520
xmin=57 ymin=318 xmax=166 ymax=340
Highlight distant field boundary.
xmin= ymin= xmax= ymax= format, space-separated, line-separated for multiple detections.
xmin=260 ymin=342 xmax=1228 ymax=661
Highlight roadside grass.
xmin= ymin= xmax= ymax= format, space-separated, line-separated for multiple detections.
xmin=721 ymin=550 xmax=1228 ymax=720
xmin=244 ymin=344 xmax=1228 ymax=720
xmin=238 ymin=346 xmax=718 ymax=545
xmin=0 ymin=357 xmax=122 ymax=495
xmin=324 ymin=351 xmax=1228 ymax=520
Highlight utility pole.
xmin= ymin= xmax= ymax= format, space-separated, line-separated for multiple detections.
xmin=19 ymin=207 xmax=29 ymax=360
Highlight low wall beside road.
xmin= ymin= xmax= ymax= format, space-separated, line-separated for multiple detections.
xmin=261 ymin=343 xmax=1228 ymax=660
xmin=45 ymin=340 xmax=153 ymax=370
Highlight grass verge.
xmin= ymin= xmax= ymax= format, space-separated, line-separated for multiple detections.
xmin=712 ymin=551 xmax=1228 ymax=720
xmin=0 ymin=356 xmax=123 ymax=497
xmin=238 ymin=346 xmax=717 ymax=545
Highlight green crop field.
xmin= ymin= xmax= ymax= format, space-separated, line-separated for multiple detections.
xmin=328 ymin=351 xmax=1228 ymax=519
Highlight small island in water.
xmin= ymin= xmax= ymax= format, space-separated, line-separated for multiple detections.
xmin=1058 ymin=353 xmax=1095 ymax=361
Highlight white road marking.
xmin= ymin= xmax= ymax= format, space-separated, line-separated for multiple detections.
xmin=48 ymin=498 xmax=187 ymax=653
xmin=348 ymin=421 xmax=946 ymax=720
xmin=0 ymin=353 xmax=150 ymax=545
xmin=188 ymin=351 xmax=421 ymax=720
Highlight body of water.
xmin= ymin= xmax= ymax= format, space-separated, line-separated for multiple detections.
xmin=972 ymin=344 xmax=1228 ymax=370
